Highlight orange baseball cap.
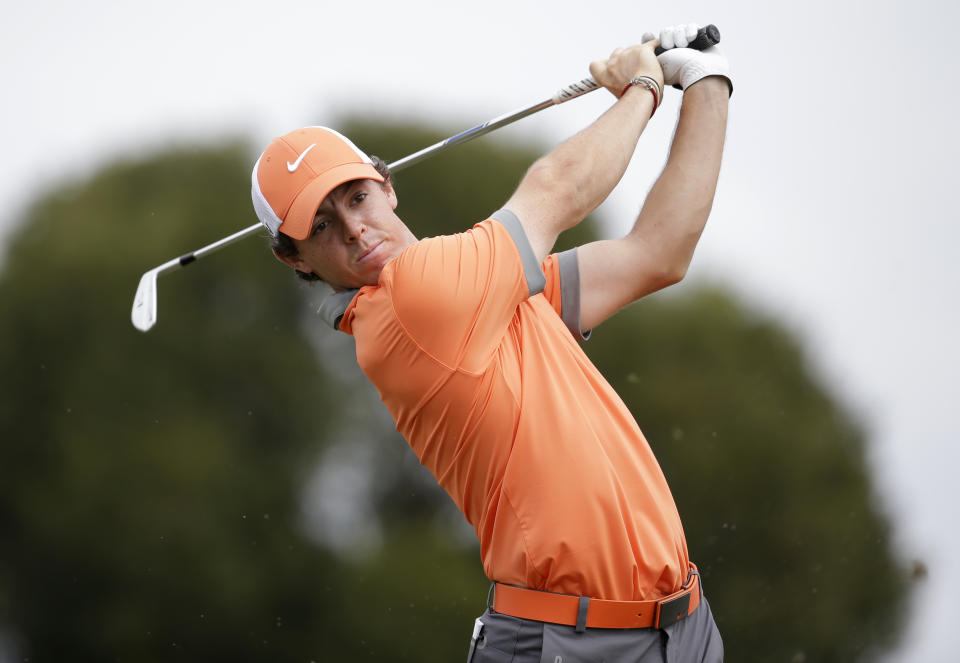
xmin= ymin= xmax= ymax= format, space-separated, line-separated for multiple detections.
xmin=251 ymin=126 xmax=384 ymax=240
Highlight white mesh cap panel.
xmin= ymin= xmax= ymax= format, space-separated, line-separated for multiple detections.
xmin=250 ymin=155 xmax=283 ymax=237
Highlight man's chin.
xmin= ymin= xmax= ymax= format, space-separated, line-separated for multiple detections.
xmin=330 ymin=272 xmax=382 ymax=293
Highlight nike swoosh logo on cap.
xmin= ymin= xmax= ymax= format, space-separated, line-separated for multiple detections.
xmin=287 ymin=143 xmax=317 ymax=172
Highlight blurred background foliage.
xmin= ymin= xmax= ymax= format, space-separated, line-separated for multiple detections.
xmin=0 ymin=118 xmax=911 ymax=662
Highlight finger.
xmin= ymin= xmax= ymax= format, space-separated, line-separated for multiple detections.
xmin=684 ymin=23 xmax=699 ymax=45
xmin=589 ymin=60 xmax=605 ymax=80
xmin=659 ymin=26 xmax=675 ymax=51
xmin=641 ymin=31 xmax=656 ymax=44
xmin=673 ymin=25 xmax=689 ymax=49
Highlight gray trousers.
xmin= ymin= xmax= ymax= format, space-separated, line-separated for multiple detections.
xmin=466 ymin=595 xmax=723 ymax=663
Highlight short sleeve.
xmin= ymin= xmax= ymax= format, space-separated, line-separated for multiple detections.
xmin=386 ymin=211 xmax=545 ymax=372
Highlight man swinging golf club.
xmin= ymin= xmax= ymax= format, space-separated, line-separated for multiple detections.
xmin=251 ymin=24 xmax=731 ymax=662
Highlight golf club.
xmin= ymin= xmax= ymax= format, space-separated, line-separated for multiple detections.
xmin=131 ymin=25 xmax=720 ymax=332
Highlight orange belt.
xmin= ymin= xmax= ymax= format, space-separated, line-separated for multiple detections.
xmin=492 ymin=566 xmax=701 ymax=631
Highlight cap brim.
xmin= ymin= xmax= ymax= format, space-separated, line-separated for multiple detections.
xmin=281 ymin=163 xmax=385 ymax=240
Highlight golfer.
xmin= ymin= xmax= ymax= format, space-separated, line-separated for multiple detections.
xmin=251 ymin=24 xmax=730 ymax=662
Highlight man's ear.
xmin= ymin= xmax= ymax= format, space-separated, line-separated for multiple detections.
xmin=383 ymin=178 xmax=398 ymax=210
xmin=272 ymin=248 xmax=308 ymax=273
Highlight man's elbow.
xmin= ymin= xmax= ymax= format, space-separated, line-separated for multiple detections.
xmin=655 ymin=263 xmax=688 ymax=291
xmin=627 ymin=262 xmax=686 ymax=301
xmin=651 ymin=248 xmax=697 ymax=292
xmin=522 ymin=159 xmax=593 ymax=225
xmin=660 ymin=223 xmax=707 ymax=286
xmin=666 ymin=262 xmax=689 ymax=286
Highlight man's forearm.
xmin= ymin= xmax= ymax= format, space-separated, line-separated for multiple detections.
xmin=505 ymin=88 xmax=656 ymax=261
xmin=530 ymin=86 xmax=654 ymax=222
xmin=503 ymin=40 xmax=664 ymax=262
xmin=629 ymin=76 xmax=729 ymax=279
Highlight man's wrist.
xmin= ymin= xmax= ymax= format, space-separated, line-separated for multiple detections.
xmin=619 ymin=77 xmax=661 ymax=117
xmin=684 ymin=74 xmax=732 ymax=98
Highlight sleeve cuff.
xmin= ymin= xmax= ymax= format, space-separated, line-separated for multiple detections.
xmin=491 ymin=208 xmax=546 ymax=297
xmin=557 ymin=248 xmax=591 ymax=341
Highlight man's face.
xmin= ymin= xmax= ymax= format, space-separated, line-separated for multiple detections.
xmin=278 ymin=178 xmax=417 ymax=291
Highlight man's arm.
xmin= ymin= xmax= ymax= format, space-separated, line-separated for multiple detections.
xmin=575 ymin=75 xmax=730 ymax=331
xmin=504 ymin=41 xmax=664 ymax=263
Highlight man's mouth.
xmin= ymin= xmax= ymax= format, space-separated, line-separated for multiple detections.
xmin=356 ymin=240 xmax=384 ymax=263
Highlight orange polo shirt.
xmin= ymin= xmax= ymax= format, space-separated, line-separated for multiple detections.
xmin=332 ymin=210 xmax=689 ymax=601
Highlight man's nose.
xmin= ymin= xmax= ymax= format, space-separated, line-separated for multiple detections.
xmin=342 ymin=213 xmax=367 ymax=242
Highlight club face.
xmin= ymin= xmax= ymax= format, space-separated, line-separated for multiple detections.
xmin=131 ymin=269 xmax=159 ymax=332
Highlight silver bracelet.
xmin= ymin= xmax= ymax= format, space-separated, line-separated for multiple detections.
xmin=620 ymin=76 xmax=661 ymax=114
xmin=627 ymin=76 xmax=661 ymax=105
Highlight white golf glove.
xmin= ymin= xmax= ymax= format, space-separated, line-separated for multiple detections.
xmin=642 ymin=24 xmax=732 ymax=95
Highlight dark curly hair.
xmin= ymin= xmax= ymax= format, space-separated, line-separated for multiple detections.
xmin=270 ymin=155 xmax=393 ymax=282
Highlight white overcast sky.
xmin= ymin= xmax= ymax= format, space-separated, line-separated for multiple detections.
xmin=2 ymin=1 xmax=958 ymax=659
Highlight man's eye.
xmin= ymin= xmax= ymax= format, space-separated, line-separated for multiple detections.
xmin=353 ymin=192 xmax=367 ymax=204
xmin=312 ymin=220 xmax=329 ymax=235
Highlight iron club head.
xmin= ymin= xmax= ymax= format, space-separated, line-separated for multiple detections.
xmin=131 ymin=256 xmax=191 ymax=332
xmin=131 ymin=268 xmax=160 ymax=332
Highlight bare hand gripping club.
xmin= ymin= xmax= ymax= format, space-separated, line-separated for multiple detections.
xmin=131 ymin=25 xmax=721 ymax=332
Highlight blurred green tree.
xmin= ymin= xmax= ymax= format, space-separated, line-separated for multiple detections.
xmin=0 ymin=119 xmax=910 ymax=662
xmin=0 ymin=143 xmax=352 ymax=661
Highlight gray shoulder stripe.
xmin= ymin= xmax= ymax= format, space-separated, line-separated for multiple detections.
xmin=491 ymin=208 xmax=546 ymax=297
xmin=318 ymin=288 xmax=360 ymax=330
xmin=558 ymin=248 xmax=591 ymax=341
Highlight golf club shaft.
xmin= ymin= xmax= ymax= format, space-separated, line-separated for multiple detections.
xmin=387 ymin=91 xmax=578 ymax=172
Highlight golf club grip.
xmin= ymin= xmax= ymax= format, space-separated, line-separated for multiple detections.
xmin=551 ymin=24 xmax=720 ymax=104
xmin=551 ymin=78 xmax=603 ymax=104
xmin=654 ymin=24 xmax=720 ymax=56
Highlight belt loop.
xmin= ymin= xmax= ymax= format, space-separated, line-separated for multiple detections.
xmin=683 ymin=565 xmax=700 ymax=589
xmin=575 ymin=596 xmax=589 ymax=633
xmin=685 ymin=564 xmax=702 ymax=598
xmin=487 ymin=582 xmax=496 ymax=611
